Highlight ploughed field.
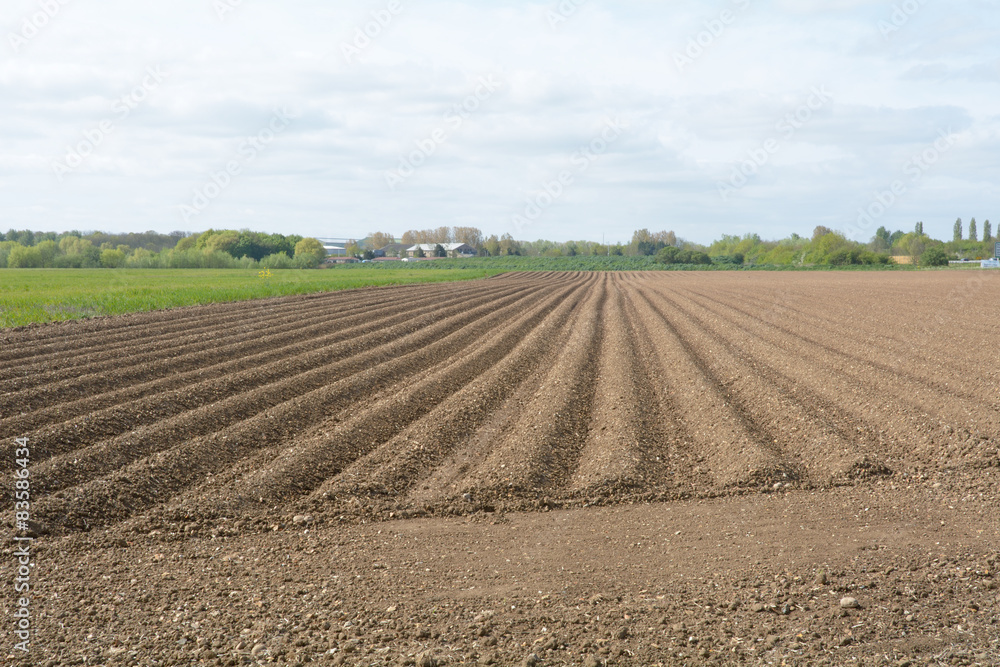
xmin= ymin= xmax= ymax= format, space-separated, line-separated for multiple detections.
xmin=3 ymin=271 xmax=1000 ymax=666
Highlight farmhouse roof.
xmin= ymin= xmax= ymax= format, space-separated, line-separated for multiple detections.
xmin=406 ymin=243 xmax=474 ymax=252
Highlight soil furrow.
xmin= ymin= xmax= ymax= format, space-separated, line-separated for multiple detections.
xmin=0 ymin=280 xmax=530 ymax=445
xmin=0 ymin=276 xmax=523 ymax=364
xmin=672 ymin=284 xmax=998 ymax=469
xmin=0 ymin=279 xmax=524 ymax=427
xmin=298 ymin=277 xmax=604 ymax=511
xmin=467 ymin=275 xmax=607 ymax=497
xmin=691 ymin=285 xmax=1000 ymax=412
xmin=569 ymin=276 xmax=678 ymax=495
xmin=30 ymin=280 xmax=572 ymax=531
xmin=26 ymin=281 xmax=550 ymax=490
xmin=644 ymin=280 xmax=887 ymax=485
xmin=196 ymin=277 xmax=596 ymax=515
xmin=627 ymin=280 xmax=784 ymax=488
xmin=0 ymin=282 xmax=475 ymax=392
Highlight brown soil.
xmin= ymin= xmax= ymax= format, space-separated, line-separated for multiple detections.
xmin=2 ymin=271 xmax=999 ymax=666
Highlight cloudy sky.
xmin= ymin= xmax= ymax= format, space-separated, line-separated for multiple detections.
xmin=2 ymin=0 xmax=998 ymax=245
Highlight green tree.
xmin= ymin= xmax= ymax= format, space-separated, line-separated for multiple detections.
xmin=203 ymin=230 xmax=240 ymax=255
xmin=100 ymin=248 xmax=127 ymax=268
xmin=414 ymin=245 xmax=426 ymax=258
xmin=812 ymin=226 xmax=833 ymax=242
xmin=914 ymin=221 xmax=923 ymax=235
xmin=6 ymin=244 xmax=42 ymax=268
xmin=954 ymin=218 xmax=963 ymax=241
xmin=983 ymin=220 xmax=992 ymax=242
xmin=433 ymin=243 xmax=447 ymax=257
xmin=5 ymin=230 xmax=35 ymax=246
xmin=920 ymin=246 xmax=948 ymax=267
xmin=498 ymin=233 xmax=520 ymax=256
xmin=969 ymin=217 xmax=978 ymax=242
xmin=294 ymin=237 xmax=326 ymax=265
xmin=174 ymin=236 xmax=197 ymax=252
xmin=482 ymin=235 xmax=500 ymax=256
xmin=872 ymin=226 xmax=892 ymax=253
xmin=35 ymin=239 xmax=59 ymax=267
xmin=0 ymin=241 xmax=18 ymax=267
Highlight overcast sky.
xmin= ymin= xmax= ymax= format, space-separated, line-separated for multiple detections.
xmin=2 ymin=0 xmax=998 ymax=245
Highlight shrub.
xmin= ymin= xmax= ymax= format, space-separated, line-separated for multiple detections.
xmin=294 ymin=238 xmax=326 ymax=265
xmin=712 ymin=254 xmax=744 ymax=266
xmin=920 ymin=247 xmax=949 ymax=267
xmin=656 ymin=246 xmax=712 ymax=265
xmin=260 ymin=252 xmax=293 ymax=269
xmin=7 ymin=244 xmax=43 ymax=268
xmin=100 ymin=249 xmax=127 ymax=268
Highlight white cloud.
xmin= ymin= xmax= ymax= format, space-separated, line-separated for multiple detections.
xmin=1 ymin=0 xmax=997 ymax=243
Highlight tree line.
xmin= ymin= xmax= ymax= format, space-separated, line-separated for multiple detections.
xmin=2 ymin=219 xmax=995 ymax=269
xmin=0 ymin=229 xmax=327 ymax=269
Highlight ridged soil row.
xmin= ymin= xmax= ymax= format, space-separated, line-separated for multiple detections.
xmin=626 ymin=277 xmax=787 ymax=489
xmin=699 ymin=279 xmax=1000 ymax=441
xmin=732 ymin=276 xmax=1000 ymax=386
xmin=567 ymin=275 xmax=682 ymax=495
xmin=679 ymin=285 xmax=999 ymax=467
xmin=614 ymin=277 xmax=714 ymax=494
xmin=30 ymin=277 xmax=567 ymax=532
xmin=0 ymin=273 xmax=525 ymax=369
xmin=184 ymin=276 xmax=597 ymax=517
xmin=27 ymin=280 xmax=553 ymax=496
xmin=0 ymin=279 xmax=521 ymax=417
xmin=0 ymin=280 xmax=535 ymax=455
xmin=0 ymin=297 xmax=273 ymax=364
xmin=0 ymin=279 xmax=470 ymax=392
xmin=0 ymin=281 xmax=400 ymax=365
xmin=295 ymin=275 xmax=604 ymax=512
xmin=701 ymin=285 xmax=1000 ymax=412
xmin=463 ymin=275 xmax=608 ymax=498
xmin=647 ymin=282 xmax=886 ymax=485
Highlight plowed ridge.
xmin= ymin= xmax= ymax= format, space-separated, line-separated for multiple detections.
xmin=4 ymin=271 xmax=998 ymax=534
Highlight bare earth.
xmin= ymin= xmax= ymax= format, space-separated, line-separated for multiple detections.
xmin=2 ymin=271 xmax=999 ymax=666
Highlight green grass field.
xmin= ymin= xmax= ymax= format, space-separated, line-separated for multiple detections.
xmin=0 ymin=267 xmax=502 ymax=328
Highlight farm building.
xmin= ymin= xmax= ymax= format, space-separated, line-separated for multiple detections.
xmin=322 ymin=244 xmax=345 ymax=257
xmin=376 ymin=243 xmax=411 ymax=258
xmin=406 ymin=243 xmax=476 ymax=258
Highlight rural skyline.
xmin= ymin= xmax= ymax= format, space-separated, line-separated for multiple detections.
xmin=4 ymin=1 xmax=997 ymax=244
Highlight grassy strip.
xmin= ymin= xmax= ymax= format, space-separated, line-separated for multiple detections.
xmin=0 ymin=267 xmax=502 ymax=328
